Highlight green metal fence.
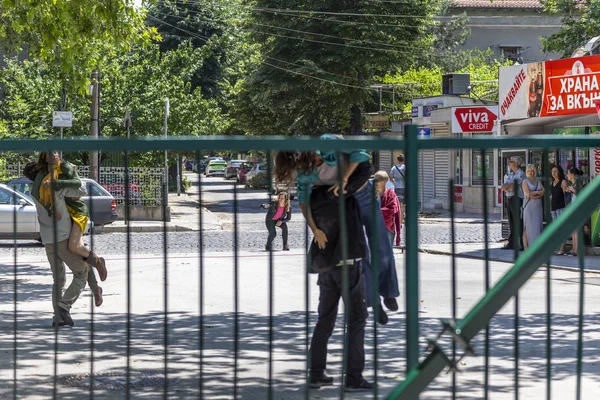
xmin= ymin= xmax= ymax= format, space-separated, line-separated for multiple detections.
xmin=1 ymin=126 xmax=599 ymax=399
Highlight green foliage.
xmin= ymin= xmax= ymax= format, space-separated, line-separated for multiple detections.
xmin=381 ymin=51 xmax=512 ymax=111
xmin=0 ymin=42 xmax=229 ymax=166
xmin=0 ymin=0 xmax=157 ymax=88
xmin=234 ymin=0 xmax=440 ymax=136
xmin=540 ymin=1 xmax=590 ymax=57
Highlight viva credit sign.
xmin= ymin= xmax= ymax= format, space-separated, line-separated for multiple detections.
xmin=499 ymin=55 xmax=600 ymax=120
xmin=451 ymin=106 xmax=498 ymax=133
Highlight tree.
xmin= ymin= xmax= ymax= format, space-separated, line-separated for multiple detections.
xmin=540 ymin=0 xmax=588 ymax=57
xmin=235 ymin=0 xmax=441 ymax=135
xmin=0 ymin=42 xmax=229 ymax=166
xmin=0 ymin=0 xmax=156 ymax=87
xmin=380 ymin=51 xmax=511 ymax=112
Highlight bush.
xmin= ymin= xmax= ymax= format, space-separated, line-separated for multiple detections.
xmin=247 ymin=172 xmax=270 ymax=189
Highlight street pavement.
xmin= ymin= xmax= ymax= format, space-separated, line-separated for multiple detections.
xmin=0 ymin=252 xmax=599 ymax=399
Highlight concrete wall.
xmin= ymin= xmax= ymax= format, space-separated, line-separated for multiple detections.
xmin=461 ymin=186 xmax=500 ymax=214
xmin=451 ymin=9 xmax=562 ymax=62
xmin=116 ymin=205 xmax=171 ymax=222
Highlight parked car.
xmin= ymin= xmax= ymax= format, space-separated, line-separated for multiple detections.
xmin=273 ymin=179 xmax=297 ymax=200
xmin=5 ymin=177 xmax=118 ymax=226
xmin=0 ymin=183 xmax=91 ymax=240
xmin=205 ymin=160 xmax=227 ymax=177
xmin=236 ymin=162 xmax=256 ymax=184
xmin=244 ymin=163 xmax=267 ymax=183
xmin=224 ymin=160 xmax=247 ymax=180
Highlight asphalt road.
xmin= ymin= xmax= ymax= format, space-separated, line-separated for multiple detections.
xmin=0 ymin=176 xmax=503 ymax=257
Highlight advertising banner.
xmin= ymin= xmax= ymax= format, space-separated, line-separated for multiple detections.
xmin=499 ymin=54 xmax=600 ymax=120
xmin=451 ymin=106 xmax=498 ymax=133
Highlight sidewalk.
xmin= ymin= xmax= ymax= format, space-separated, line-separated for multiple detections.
xmin=1 ymin=252 xmax=598 ymax=399
xmin=416 ymin=243 xmax=600 ymax=273
xmin=418 ymin=210 xmax=502 ymax=224
xmin=99 ymin=192 xmax=223 ymax=233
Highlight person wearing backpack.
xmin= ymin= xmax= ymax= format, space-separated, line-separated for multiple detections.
xmin=389 ymin=155 xmax=406 ymax=225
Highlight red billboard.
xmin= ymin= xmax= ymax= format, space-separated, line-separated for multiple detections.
xmin=499 ymin=54 xmax=600 ymax=120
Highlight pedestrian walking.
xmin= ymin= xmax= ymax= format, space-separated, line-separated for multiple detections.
xmin=29 ymin=153 xmax=93 ymax=326
xmin=373 ymin=171 xmax=401 ymax=249
xmin=550 ymin=165 xmax=568 ymax=254
xmin=501 ymin=156 xmax=526 ymax=250
xmin=29 ymin=153 xmax=108 ymax=310
xmin=262 ymin=192 xmax=291 ymax=251
xmin=522 ymin=164 xmax=544 ymax=249
xmin=389 ymin=155 xmax=406 ymax=221
xmin=565 ymin=167 xmax=584 ymax=256
xmin=274 ymin=151 xmax=372 ymax=392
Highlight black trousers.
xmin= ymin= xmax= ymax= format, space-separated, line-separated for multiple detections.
xmin=507 ymin=196 xmax=523 ymax=248
xmin=266 ymin=220 xmax=288 ymax=249
xmin=310 ymin=262 xmax=368 ymax=383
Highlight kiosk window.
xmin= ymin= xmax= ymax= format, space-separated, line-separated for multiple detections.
xmin=472 ymin=150 xmax=493 ymax=186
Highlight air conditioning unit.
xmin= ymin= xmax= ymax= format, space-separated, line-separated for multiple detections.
xmin=442 ymin=73 xmax=470 ymax=95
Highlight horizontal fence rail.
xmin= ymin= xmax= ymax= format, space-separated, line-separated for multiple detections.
xmin=1 ymin=126 xmax=599 ymax=400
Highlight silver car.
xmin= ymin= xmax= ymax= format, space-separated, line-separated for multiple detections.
xmin=5 ymin=177 xmax=118 ymax=227
xmin=0 ymin=184 xmax=91 ymax=241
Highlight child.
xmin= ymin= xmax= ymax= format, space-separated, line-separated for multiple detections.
xmin=261 ymin=192 xmax=292 ymax=251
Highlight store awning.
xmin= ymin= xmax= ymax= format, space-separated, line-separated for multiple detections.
xmin=501 ymin=113 xmax=600 ymax=134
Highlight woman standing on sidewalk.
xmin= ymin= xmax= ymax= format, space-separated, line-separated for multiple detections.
xmin=262 ymin=192 xmax=292 ymax=251
xmin=565 ymin=167 xmax=584 ymax=256
xmin=522 ymin=164 xmax=545 ymax=249
xmin=550 ymin=165 xmax=568 ymax=254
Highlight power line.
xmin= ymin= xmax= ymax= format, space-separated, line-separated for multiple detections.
xmin=147 ymin=14 xmax=384 ymax=91
xmin=252 ymin=7 xmax=431 ymax=19
xmin=151 ymin=9 xmax=437 ymax=56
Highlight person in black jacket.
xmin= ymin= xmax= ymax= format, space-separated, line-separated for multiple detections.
xmin=262 ymin=192 xmax=292 ymax=251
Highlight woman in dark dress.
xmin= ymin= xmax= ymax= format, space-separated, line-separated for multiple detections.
xmin=262 ymin=192 xmax=292 ymax=251
xmin=550 ymin=165 xmax=568 ymax=254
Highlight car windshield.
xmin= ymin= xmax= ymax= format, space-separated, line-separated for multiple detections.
xmin=211 ymin=162 xmax=227 ymax=166
xmin=230 ymin=161 xmax=244 ymax=167
xmin=258 ymin=164 xmax=267 ymax=170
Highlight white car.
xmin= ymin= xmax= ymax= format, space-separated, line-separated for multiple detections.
xmin=205 ymin=160 xmax=227 ymax=177
xmin=0 ymin=184 xmax=91 ymax=241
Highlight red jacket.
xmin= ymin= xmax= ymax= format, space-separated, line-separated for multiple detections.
xmin=380 ymin=188 xmax=401 ymax=245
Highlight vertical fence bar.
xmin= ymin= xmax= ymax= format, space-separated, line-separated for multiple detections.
xmin=512 ymin=181 xmax=520 ymax=400
xmin=337 ymin=151 xmax=349 ymax=400
xmin=480 ymin=149 xmax=491 ymax=400
xmin=370 ymin=176 xmax=379 ymax=399
xmin=12 ymin=188 xmax=17 ymax=400
xmin=266 ymin=151 xmax=274 ymax=400
xmin=88 ymin=161 xmax=96 ymax=400
xmin=125 ymin=151 xmax=132 ymax=399
xmin=449 ymin=180 xmax=457 ymax=399
xmin=575 ymin=178 xmax=584 ymax=400
xmin=50 ymin=152 xmax=59 ymax=400
xmin=233 ymin=182 xmax=239 ymax=399
xmin=162 ymin=179 xmax=169 ymax=399
xmin=197 ymin=151 xmax=205 ymax=398
xmin=542 ymin=150 xmax=552 ymax=400
xmin=304 ymin=183 xmax=311 ymax=400
xmin=404 ymin=125 xmax=420 ymax=374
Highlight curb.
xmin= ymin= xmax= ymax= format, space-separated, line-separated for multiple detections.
xmin=95 ymin=225 xmax=197 ymax=234
xmin=416 ymin=247 xmax=600 ymax=275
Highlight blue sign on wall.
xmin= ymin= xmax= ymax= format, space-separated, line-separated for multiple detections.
xmin=411 ymin=106 xmax=419 ymax=118
xmin=418 ymin=127 xmax=431 ymax=139
xmin=423 ymin=104 xmax=439 ymax=117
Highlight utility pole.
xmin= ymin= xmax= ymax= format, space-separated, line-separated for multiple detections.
xmin=164 ymin=98 xmax=169 ymax=207
xmin=89 ymin=71 xmax=99 ymax=180
xmin=59 ymin=85 xmax=66 ymax=159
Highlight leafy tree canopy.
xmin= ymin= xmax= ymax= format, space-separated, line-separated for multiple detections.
xmin=380 ymin=51 xmax=511 ymax=111
xmin=234 ymin=0 xmax=443 ymax=136
xmin=0 ymin=0 xmax=157 ymax=87
xmin=540 ymin=0 xmax=589 ymax=57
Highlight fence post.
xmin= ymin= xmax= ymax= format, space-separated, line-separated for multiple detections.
xmin=405 ymin=124 xmax=420 ymax=373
